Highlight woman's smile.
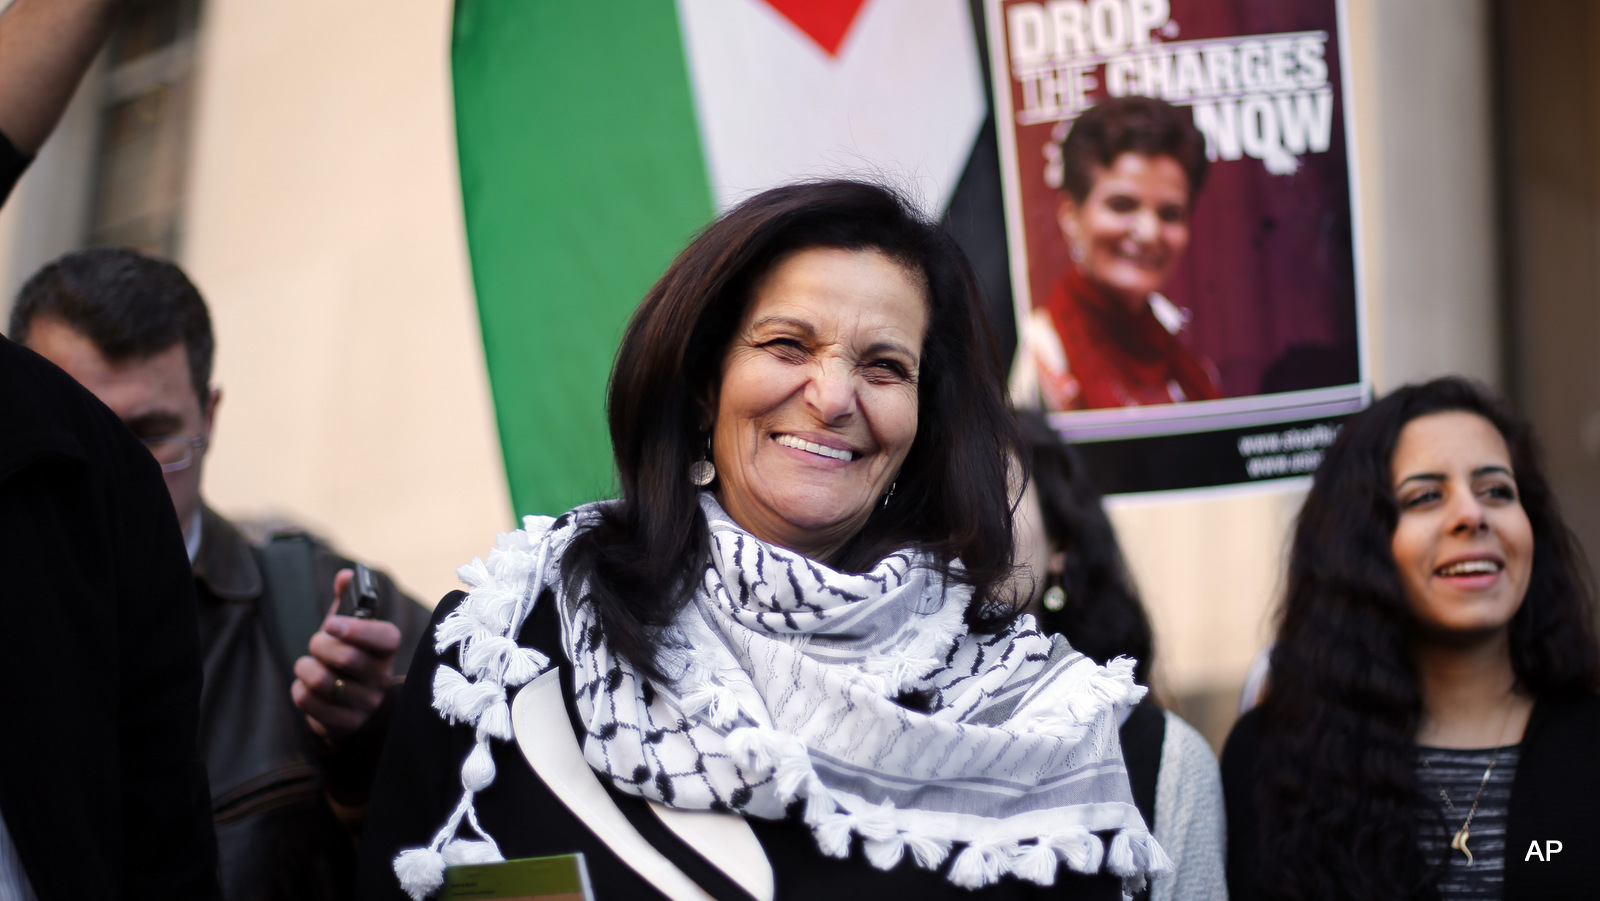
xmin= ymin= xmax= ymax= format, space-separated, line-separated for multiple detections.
xmin=1390 ymin=411 xmax=1534 ymax=640
xmin=772 ymin=432 xmax=859 ymax=463
xmin=1058 ymin=151 xmax=1191 ymax=313
xmin=712 ymin=246 xmax=926 ymax=563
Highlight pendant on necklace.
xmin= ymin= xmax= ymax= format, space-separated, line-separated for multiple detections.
xmin=1451 ymin=825 xmax=1474 ymax=866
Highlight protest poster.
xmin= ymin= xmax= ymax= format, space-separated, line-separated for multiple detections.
xmin=987 ymin=0 xmax=1366 ymax=494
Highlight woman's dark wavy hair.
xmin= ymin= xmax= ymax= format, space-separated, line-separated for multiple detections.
xmin=1059 ymin=96 xmax=1209 ymax=204
xmin=1016 ymin=411 xmax=1154 ymax=687
xmin=563 ymin=180 xmax=1023 ymax=679
xmin=1254 ymin=376 xmax=1600 ymax=900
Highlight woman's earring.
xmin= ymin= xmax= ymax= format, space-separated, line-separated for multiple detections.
xmin=1042 ymin=583 xmax=1066 ymax=612
xmin=882 ymin=480 xmax=897 ymax=508
xmin=1068 ymin=240 xmax=1086 ymax=264
xmin=689 ymin=437 xmax=715 ymax=487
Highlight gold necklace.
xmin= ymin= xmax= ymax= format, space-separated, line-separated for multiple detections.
xmin=1420 ymin=701 xmax=1516 ymax=866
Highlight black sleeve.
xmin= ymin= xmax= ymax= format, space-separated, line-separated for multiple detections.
xmin=0 ymin=338 xmax=220 ymax=899
xmin=379 ymin=576 xmax=434 ymax=681
xmin=1503 ymin=692 xmax=1600 ymax=898
xmin=111 ymin=414 xmax=223 ymax=899
xmin=0 ymin=128 xmax=30 ymax=208
xmin=1219 ymin=709 xmax=1262 ymax=901
xmin=354 ymin=591 xmax=465 ymax=900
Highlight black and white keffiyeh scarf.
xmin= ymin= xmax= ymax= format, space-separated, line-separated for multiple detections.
xmin=395 ymin=494 xmax=1171 ymax=898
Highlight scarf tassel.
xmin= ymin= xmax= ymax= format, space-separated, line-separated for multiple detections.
xmin=395 ymin=790 xmax=507 ymax=900
xmin=904 ymin=833 xmax=952 ymax=870
xmin=462 ymin=635 xmax=548 ymax=685
xmin=948 ymin=840 xmax=1010 ymax=889
xmin=461 ymin=740 xmax=496 ymax=792
xmin=815 ymin=812 xmax=854 ymax=859
xmin=1018 ymin=654 xmax=1148 ymax=737
xmin=679 ymin=680 xmax=743 ymax=730
xmin=863 ymin=596 xmax=967 ymax=694
xmin=1051 ymin=826 xmax=1104 ymax=874
xmin=1106 ymin=830 xmax=1137 ymax=876
xmin=1011 ymin=840 xmax=1061 ymax=886
xmin=724 ymin=727 xmax=779 ymax=776
xmin=443 ymin=839 xmax=503 ymax=865
xmin=394 ymin=847 xmax=446 ymax=901
xmin=863 ymin=834 xmax=906 ymax=870
xmin=432 ymin=668 xmax=507 ymax=726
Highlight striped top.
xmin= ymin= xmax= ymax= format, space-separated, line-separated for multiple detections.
xmin=1415 ymin=744 xmax=1521 ymax=900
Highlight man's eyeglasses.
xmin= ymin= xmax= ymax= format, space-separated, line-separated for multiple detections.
xmin=141 ymin=434 xmax=208 ymax=473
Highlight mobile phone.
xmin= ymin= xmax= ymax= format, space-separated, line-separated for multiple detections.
xmin=338 ymin=563 xmax=381 ymax=619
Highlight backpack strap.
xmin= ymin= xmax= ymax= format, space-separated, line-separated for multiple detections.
xmin=258 ymin=531 xmax=325 ymax=686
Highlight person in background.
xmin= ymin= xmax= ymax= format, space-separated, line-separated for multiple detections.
xmin=1222 ymin=377 xmax=1600 ymax=900
xmin=11 ymin=247 xmax=433 ymax=901
xmin=1012 ymin=410 xmax=1227 ymax=901
xmin=358 ymin=181 xmax=1168 ymax=900
xmin=1012 ymin=96 xmax=1220 ymax=411
xmin=2 ymin=3 xmax=220 ymax=898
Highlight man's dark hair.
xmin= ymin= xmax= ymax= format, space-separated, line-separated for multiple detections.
xmin=10 ymin=246 xmax=214 ymax=403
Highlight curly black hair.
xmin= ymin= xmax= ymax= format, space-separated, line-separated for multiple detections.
xmin=1252 ymin=376 xmax=1600 ymax=900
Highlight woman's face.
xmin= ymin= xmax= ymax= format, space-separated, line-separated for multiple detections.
xmin=712 ymin=246 xmax=927 ymax=563
xmin=1390 ymin=412 xmax=1534 ymax=642
xmin=1058 ymin=152 xmax=1192 ymax=313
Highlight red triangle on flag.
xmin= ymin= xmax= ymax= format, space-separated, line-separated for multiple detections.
xmin=760 ymin=0 xmax=869 ymax=57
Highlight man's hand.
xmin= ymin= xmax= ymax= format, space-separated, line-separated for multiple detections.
xmin=290 ymin=568 xmax=402 ymax=744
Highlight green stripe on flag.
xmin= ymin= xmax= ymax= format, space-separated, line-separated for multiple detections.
xmin=453 ymin=0 xmax=715 ymax=518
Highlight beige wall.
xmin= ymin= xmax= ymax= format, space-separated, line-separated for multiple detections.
xmin=179 ymin=0 xmax=509 ymax=605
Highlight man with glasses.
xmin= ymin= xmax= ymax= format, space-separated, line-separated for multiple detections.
xmin=10 ymin=246 xmax=429 ymax=901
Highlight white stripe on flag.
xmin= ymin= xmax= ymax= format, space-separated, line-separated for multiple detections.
xmin=677 ymin=0 xmax=986 ymax=217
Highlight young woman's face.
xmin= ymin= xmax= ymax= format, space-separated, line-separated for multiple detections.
xmin=1390 ymin=412 xmax=1534 ymax=641
xmin=1057 ymin=152 xmax=1192 ymax=314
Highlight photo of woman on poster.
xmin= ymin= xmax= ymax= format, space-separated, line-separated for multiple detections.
xmin=1013 ymin=96 xmax=1222 ymax=411
xmin=989 ymin=0 xmax=1364 ymax=492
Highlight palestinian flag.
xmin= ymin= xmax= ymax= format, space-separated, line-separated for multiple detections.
xmin=453 ymin=0 xmax=1010 ymax=517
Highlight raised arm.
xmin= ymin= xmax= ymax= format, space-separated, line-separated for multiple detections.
xmin=0 ymin=0 xmax=120 ymax=154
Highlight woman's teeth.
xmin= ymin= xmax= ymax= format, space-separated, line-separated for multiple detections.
xmin=775 ymin=434 xmax=853 ymax=461
xmin=1436 ymin=560 xmax=1501 ymax=577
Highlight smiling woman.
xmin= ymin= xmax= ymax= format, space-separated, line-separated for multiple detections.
xmin=1221 ymin=377 xmax=1600 ymax=901
xmin=357 ymin=181 xmax=1175 ymax=900
xmin=713 ymin=247 xmax=926 ymax=562
xmin=1013 ymin=96 xmax=1220 ymax=411
xmin=1390 ymin=412 xmax=1535 ymax=641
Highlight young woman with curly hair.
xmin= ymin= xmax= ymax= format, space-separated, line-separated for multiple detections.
xmin=1221 ymin=377 xmax=1600 ymax=900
